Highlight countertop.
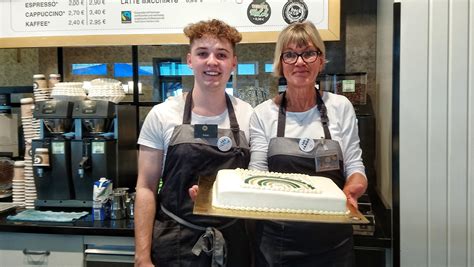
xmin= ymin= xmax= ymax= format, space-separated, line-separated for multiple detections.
xmin=0 ymin=207 xmax=390 ymax=248
xmin=0 ymin=207 xmax=134 ymax=236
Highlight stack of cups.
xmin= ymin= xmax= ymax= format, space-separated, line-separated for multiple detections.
xmin=12 ymin=161 xmax=25 ymax=206
xmin=48 ymin=74 xmax=61 ymax=89
xmin=33 ymin=74 xmax=51 ymax=102
xmin=20 ymin=97 xmax=38 ymax=209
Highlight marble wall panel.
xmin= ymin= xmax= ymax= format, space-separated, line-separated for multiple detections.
xmin=0 ymin=48 xmax=39 ymax=86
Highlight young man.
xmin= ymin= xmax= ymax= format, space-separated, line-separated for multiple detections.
xmin=134 ymin=19 xmax=253 ymax=267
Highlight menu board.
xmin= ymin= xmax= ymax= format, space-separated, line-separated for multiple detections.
xmin=0 ymin=0 xmax=340 ymax=47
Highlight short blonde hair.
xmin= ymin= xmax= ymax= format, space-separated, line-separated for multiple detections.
xmin=273 ymin=21 xmax=326 ymax=77
xmin=183 ymin=19 xmax=242 ymax=52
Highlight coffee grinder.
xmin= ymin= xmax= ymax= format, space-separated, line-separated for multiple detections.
xmin=32 ymin=100 xmax=75 ymax=206
xmin=71 ymin=100 xmax=137 ymax=201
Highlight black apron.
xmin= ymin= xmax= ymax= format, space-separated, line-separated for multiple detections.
xmin=152 ymin=92 xmax=251 ymax=267
xmin=255 ymin=90 xmax=354 ymax=267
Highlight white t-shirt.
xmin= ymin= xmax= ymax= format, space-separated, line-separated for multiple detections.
xmin=249 ymin=91 xmax=366 ymax=180
xmin=138 ymin=94 xmax=254 ymax=169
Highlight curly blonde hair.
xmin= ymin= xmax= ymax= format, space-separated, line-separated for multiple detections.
xmin=183 ymin=19 xmax=242 ymax=51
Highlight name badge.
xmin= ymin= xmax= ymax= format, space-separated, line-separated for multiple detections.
xmin=217 ymin=136 xmax=233 ymax=152
xmin=194 ymin=124 xmax=218 ymax=138
xmin=299 ymin=138 xmax=315 ymax=153
xmin=315 ymin=150 xmax=340 ymax=172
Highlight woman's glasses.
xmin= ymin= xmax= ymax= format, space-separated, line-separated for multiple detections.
xmin=281 ymin=50 xmax=322 ymax=64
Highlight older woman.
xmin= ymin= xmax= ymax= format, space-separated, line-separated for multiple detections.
xmin=249 ymin=21 xmax=367 ymax=266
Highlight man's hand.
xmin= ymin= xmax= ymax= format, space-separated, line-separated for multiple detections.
xmin=188 ymin=185 xmax=199 ymax=201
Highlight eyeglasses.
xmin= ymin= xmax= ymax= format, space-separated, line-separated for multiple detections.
xmin=281 ymin=50 xmax=322 ymax=64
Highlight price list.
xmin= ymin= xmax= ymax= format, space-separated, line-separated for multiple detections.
xmin=2 ymin=0 xmax=331 ymax=41
xmin=12 ymin=0 xmax=112 ymax=31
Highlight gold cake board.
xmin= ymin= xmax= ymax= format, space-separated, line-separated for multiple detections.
xmin=193 ymin=176 xmax=369 ymax=224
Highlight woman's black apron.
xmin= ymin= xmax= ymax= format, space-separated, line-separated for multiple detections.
xmin=152 ymin=92 xmax=251 ymax=267
xmin=255 ymin=90 xmax=353 ymax=267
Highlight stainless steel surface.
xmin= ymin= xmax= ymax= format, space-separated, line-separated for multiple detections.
xmin=111 ymin=191 xmax=126 ymax=220
xmin=84 ymin=244 xmax=134 ymax=266
xmin=43 ymin=118 xmax=72 ymax=133
xmin=82 ymin=118 xmax=113 ymax=133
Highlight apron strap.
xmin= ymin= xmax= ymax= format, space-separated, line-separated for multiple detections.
xmin=183 ymin=91 xmax=193 ymax=124
xmin=316 ymin=90 xmax=332 ymax=140
xmin=277 ymin=92 xmax=287 ymax=137
xmin=225 ymin=93 xmax=241 ymax=147
xmin=183 ymin=91 xmax=241 ymax=146
xmin=160 ymin=204 xmax=237 ymax=267
xmin=277 ymin=88 xmax=332 ymax=139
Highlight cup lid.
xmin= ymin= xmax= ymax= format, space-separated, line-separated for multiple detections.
xmin=14 ymin=161 xmax=25 ymax=167
xmin=35 ymin=148 xmax=48 ymax=152
xmin=49 ymin=74 xmax=61 ymax=78
xmin=20 ymin=98 xmax=34 ymax=104
xmin=33 ymin=74 xmax=46 ymax=79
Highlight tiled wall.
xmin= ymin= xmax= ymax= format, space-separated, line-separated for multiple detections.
xmin=0 ymin=48 xmax=39 ymax=86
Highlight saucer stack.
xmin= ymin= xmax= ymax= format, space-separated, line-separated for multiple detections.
xmin=20 ymin=97 xmax=39 ymax=209
xmin=12 ymin=161 xmax=25 ymax=206
xmin=51 ymin=82 xmax=86 ymax=102
xmin=87 ymin=78 xmax=125 ymax=104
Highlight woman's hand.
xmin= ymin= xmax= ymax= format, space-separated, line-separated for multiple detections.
xmin=342 ymin=173 xmax=368 ymax=209
xmin=188 ymin=185 xmax=199 ymax=201
xmin=343 ymin=183 xmax=365 ymax=209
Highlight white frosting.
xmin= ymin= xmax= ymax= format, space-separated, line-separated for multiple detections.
xmin=212 ymin=169 xmax=348 ymax=215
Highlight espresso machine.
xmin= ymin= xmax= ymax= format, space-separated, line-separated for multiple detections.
xmin=32 ymin=100 xmax=76 ymax=206
xmin=71 ymin=100 xmax=137 ymax=201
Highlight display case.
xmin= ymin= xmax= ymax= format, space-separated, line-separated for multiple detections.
xmin=321 ymin=72 xmax=368 ymax=105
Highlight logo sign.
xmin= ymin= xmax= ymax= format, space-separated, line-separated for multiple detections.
xmin=247 ymin=0 xmax=271 ymax=25
xmin=121 ymin=11 xmax=132 ymax=24
xmin=282 ymin=0 xmax=308 ymax=24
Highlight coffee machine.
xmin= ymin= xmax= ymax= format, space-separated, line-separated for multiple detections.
xmin=71 ymin=100 xmax=137 ymax=201
xmin=32 ymin=100 xmax=76 ymax=206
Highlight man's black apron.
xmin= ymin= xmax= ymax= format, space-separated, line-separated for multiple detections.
xmin=152 ymin=92 xmax=251 ymax=267
xmin=255 ymin=90 xmax=353 ymax=267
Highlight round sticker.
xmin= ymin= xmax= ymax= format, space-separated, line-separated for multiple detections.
xmin=282 ymin=0 xmax=308 ymax=24
xmin=298 ymin=138 xmax=315 ymax=153
xmin=247 ymin=0 xmax=271 ymax=25
xmin=217 ymin=136 xmax=233 ymax=152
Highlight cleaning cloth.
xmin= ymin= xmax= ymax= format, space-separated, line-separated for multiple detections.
xmin=7 ymin=210 xmax=89 ymax=222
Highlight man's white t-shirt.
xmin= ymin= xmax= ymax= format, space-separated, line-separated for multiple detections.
xmin=138 ymin=94 xmax=253 ymax=169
